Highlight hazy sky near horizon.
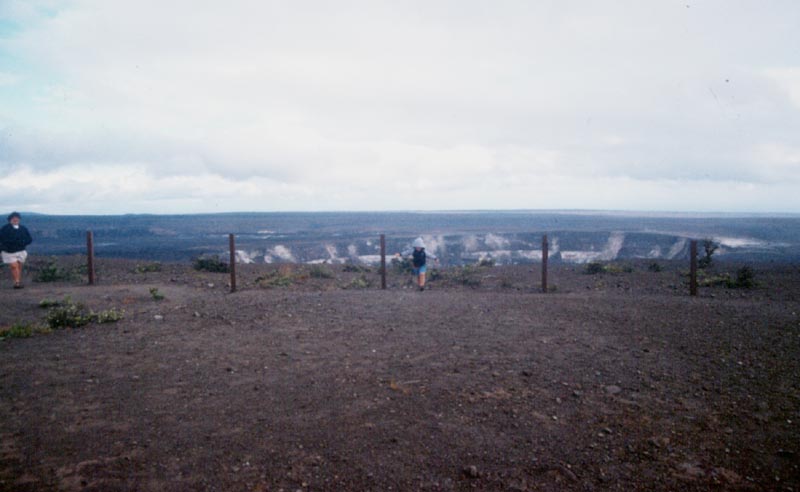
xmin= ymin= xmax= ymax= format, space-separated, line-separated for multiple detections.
xmin=1 ymin=1 xmax=799 ymax=214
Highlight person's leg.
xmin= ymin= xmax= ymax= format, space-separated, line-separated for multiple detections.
xmin=16 ymin=260 xmax=23 ymax=285
xmin=419 ymin=272 xmax=426 ymax=288
xmin=10 ymin=261 xmax=21 ymax=285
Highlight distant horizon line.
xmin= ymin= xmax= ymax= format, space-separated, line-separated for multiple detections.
xmin=11 ymin=208 xmax=800 ymax=218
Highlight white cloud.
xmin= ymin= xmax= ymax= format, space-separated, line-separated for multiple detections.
xmin=1 ymin=1 xmax=800 ymax=213
xmin=765 ymin=67 xmax=800 ymax=109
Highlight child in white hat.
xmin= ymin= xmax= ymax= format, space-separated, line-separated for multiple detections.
xmin=397 ymin=237 xmax=439 ymax=291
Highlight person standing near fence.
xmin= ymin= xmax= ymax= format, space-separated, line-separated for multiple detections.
xmin=1 ymin=212 xmax=33 ymax=289
xmin=397 ymin=237 xmax=439 ymax=291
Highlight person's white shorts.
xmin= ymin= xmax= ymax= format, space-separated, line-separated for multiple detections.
xmin=1 ymin=250 xmax=27 ymax=264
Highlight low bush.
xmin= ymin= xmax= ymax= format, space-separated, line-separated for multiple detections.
xmin=451 ymin=265 xmax=481 ymax=288
xmin=256 ymin=273 xmax=293 ymax=288
xmin=44 ymin=297 xmax=124 ymax=329
xmin=45 ymin=299 xmax=94 ymax=329
xmin=477 ymin=257 xmax=495 ymax=268
xmin=731 ymin=266 xmax=756 ymax=289
xmin=95 ymin=308 xmax=125 ymax=323
xmin=34 ymin=260 xmax=77 ymax=282
xmin=38 ymin=298 xmax=63 ymax=308
xmin=584 ymin=262 xmax=605 ymax=275
xmin=309 ymin=264 xmax=334 ymax=279
xmin=343 ymin=263 xmax=372 ymax=273
xmin=135 ymin=262 xmax=162 ymax=273
xmin=193 ymin=255 xmax=229 ymax=273
xmin=391 ymin=257 xmax=414 ymax=274
xmin=344 ymin=274 xmax=371 ymax=289
xmin=698 ymin=239 xmax=718 ymax=269
xmin=0 ymin=322 xmax=35 ymax=339
xmin=648 ymin=262 xmax=663 ymax=273
xmin=149 ymin=287 xmax=165 ymax=301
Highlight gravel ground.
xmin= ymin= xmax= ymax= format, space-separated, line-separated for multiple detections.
xmin=1 ymin=259 xmax=799 ymax=491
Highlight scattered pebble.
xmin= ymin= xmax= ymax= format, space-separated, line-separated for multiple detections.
xmin=463 ymin=465 xmax=479 ymax=478
xmin=154 ymin=315 xmax=164 ymax=321
xmin=604 ymin=385 xmax=622 ymax=395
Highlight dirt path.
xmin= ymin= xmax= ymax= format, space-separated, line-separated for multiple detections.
xmin=1 ymin=263 xmax=799 ymax=491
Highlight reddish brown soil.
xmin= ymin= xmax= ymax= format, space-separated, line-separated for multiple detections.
xmin=1 ymin=259 xmax=799 ymax=491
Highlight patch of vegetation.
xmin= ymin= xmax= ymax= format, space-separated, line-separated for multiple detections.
xmin=477 ymin=257 xmax=495 ymax=268
xmin=34 ymin=259 xmax=78 ymax=283
xmin=256 ymin=272 xmax=294 ymax=288
xmin=39 ymin=298 xmax=63 ymax=308
xmin=732 ymin=266 xmax=756 ymax=289
xmin=309 ymin=264 xmax=334 ymax=279
xmin=697 ymin=266 xmax=756 ymax=289
xmin=149 ymin=287 xmax=165 ymax=301
xmin=44 ymin=297 xmax=124 ymax=329
xmin=344 ymin=274 xmax=371 ymax=289
xmin=135 ymin=262 xmax=162 ymax=273
xmin=428 ymin=268 xmax=442 ymax=281
xmin=584 ymin=262 xmax=605 ymax=275
xmin=391 ymin=257 xmax=414 ymax=274
xmin=500 ymin=278 xmax=514 ymax=289
xmin=343 ymin=263 xmax=372 ymax=273
xmin=45 ymin=299 xmax=94 ymax=329
xmin=193 ymin=255 xmax=229 ymax=273
xmin=647 ymin=262 xmax=663 ymax=273
xmin=0 ymin=322 xmax=35 ymax=339
xmin=584 ymin=262 xmax=633 ymax=275
xmin=698 ymin=239 xmax=718 ymax=269
xmin=95 ymin=308 xmax=125 ymax=323
xmin=605 ymin=263 xmax=634 ymax=274
xmin=451 ymin=265 xmax=481 ymax=288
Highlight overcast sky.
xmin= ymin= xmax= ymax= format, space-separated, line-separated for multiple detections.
xmin=1 ymin=1 xmax=799 ymax=214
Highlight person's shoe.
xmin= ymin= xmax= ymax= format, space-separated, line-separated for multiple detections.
xmin=418 ymin=286 xmax=425 ymax=291
xmin=13 ymin=283 xmax=23 ymax=289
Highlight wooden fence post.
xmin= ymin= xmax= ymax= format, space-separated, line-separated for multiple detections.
xmin=690 ymin=239 xmax=698 ymax=296
xmin=541 ymin=234 xmax=548 ymax=293
xmin=380 ymin=234 xmax=387 ymax=290
xmin=229 ymin=233 xmax=237 ymax=293
xmin=86 ymin=230 xmax=95 ymax=285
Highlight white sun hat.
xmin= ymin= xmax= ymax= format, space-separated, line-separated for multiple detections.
xmin=412 ymin=237 xmax=426 ymax=248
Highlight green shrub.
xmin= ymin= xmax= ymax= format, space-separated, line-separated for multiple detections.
xmin=39 ymin=298 xmax=63 ymax=308
xmin=256 ymin=273 xmax=293 ymax=288
xmin=193 ymin=255 xmax=229 ymax=273
xmin=731 ymin=266 xmax=756 ymax=289
xmin=34 ymin=260 xmax=77 ymax=282
xmin=0 ymin=322 xmax=35 ymax=339
xmin=95 ymin=308 xmax=125 ymax=323
xmin=342 ymin=263 xmax=371 ymax=273
xmin=309 ymin=264 xmax=334 ymax=279
xmin=135 ymin=262 xmax=162 ymax=273
xmin=149 ymin=287 xmax=165 ymax=301
xmin=45 ymin=300 xmax=93 ymax=329
xmin=391 ymin=257 xmax=414 ymax=274
xmin=344 ymin=274 xmax=371 ymax=289
xmin=44 ymin=297 xmax=123 ymax=329
xmin=698 ymin=239 xmax=718 ymax=269
xmin=584 ymin=262 xmax=605 ymax=275
xmin=452 ymin=265 xmax=481 ymax=287
xmin=605 ymin=263 xmax=634 ymax=274
xmin=477 ymin=257 xmax=495 ymax=268
xmin=647 ymin=262 xmax=663 ymax=273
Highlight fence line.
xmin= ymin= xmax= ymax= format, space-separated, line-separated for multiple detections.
xmin=78 ymin=231 xmax=702 ymax=296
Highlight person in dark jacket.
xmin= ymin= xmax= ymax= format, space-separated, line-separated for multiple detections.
xmin=1 ymin=212 xmax=33 ymax=289
xmin=397 ymin=237 xmax=439 ymax=291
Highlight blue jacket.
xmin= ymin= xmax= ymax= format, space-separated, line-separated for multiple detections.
xmin=0 ymin=224 xmax=33 ymax=253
